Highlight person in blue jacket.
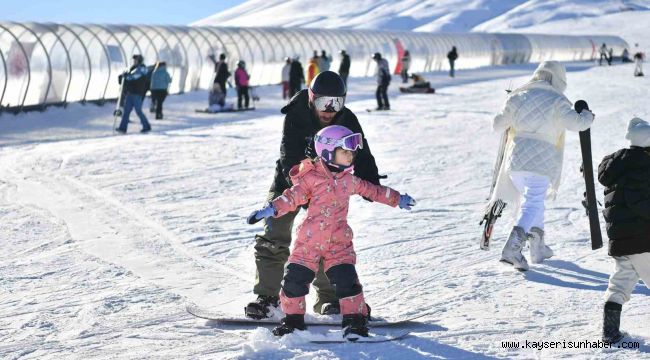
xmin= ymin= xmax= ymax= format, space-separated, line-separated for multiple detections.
xmin=150 ymin=61 xmax=172 ymax=119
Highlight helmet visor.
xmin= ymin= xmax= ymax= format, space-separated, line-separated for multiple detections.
xmin=313 ymin=96 xmax=345 ymax=113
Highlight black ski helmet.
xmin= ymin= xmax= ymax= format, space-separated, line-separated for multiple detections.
xmin=132 ymin=54 xmax=144 ymax=64
xmin=309 ymin=70 xmax=346 ymax=98
xmin=372 ymin=52 xmax=381 ymax=60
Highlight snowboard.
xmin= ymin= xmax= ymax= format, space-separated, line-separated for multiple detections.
xmin=305 ymin=329 xmax=411 ymax=343
xmin=112 ymin=71 xmax=127 ymax=133
xmin=575 ymin=100 xmax=603 ymax=250
xmin=479 ymin=128 xmax=510 ymax=250
xmin=399 ymin=87 xmax=435 ymax=94
xmin=186 ymin=302 xmax=425 ymax=327
xmin=195 ymin=107 xmax=256 ymax=114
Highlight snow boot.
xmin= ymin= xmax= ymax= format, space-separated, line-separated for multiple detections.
xmin=528 ymin=227 xmax=554 ymax=264
xmin=602 ymin=302 xmax=624 ymax=343
xmin=245 ymin=295 xmax=279 ymax=320
xmin=272 ymin=314 xmax=306 ymax=336
xmin=320 ymin=302 xmax=340 ymax=315
xmin=500 ymin=226 xmax=529 ymax=271
xmin=342 ymin=314 xmax=369 ymax=340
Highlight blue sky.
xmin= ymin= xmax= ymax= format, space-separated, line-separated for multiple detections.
xmin=0 ymin=0 xmax=246 ymax=25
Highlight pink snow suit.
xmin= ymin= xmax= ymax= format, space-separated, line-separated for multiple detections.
xmin=271 ymin=158 xmax=400 ymax=316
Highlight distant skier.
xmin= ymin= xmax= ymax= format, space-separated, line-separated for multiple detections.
xmin=306 ymin=54 xmax=320 ymax=88
xmin=338 ymin=50 xmax=351 ymax=86
xmin=319 ymin=50 xmax=331 ymax=72
xmin=491 ymin=61 xmax=594 ymax=271
xmin=372 ymin=52 xmax=391 ymax=110
xmin=633 ymin=45 xmax=644 ymax=76
xmin=244 ymin=71 xmax=384 ymax=320
xmin=400 ymin=50 xmax=411 ymax=83
xmin=608 ymin=48 xmax=614 ymax=66
xmin=599 ymin=43 xmax=608 ymax=66
xmin=288 ymin=55 xmax=305 ymax=97
xmin=621 ymin=48 xmax=631 ymax=63
xmin=234 ymin=60 xmax=250 ymax=110
xmin=598 ymin=118 xmax=650 ymax=343
xmin=149 ymin=61 xmax=171 ymax=120
xmin=247 ymin=124 xmax=416 ymax=339
xmin=115 ymin=54 xmax=151 ymax=134
xmin=281 ymin=57 xmax=291 ymax=99
xmin=208 ymin=53 xmax=231 ymax=99
xmin=447 ymin=46 xmax=458 ymax=77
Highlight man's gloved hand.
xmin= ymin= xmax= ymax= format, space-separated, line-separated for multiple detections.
xmin=247 ymin=203 xmax=276 ymax=225
xmin=399 ymin=194 xmax=417 ymax=210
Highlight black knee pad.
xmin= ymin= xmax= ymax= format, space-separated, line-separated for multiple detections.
xmin=326 ymin=264 xmax=362 ymax=298
xmin=282 ymin=263 xmax=315 ymax=298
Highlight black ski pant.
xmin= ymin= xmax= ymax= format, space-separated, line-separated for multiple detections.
xmin=376 ymin=84 xmax=389 ymax=109
xmin=282 ymin=263 xmax=362 ymax=304
xmin=150 ymin=89 xmax=167 ymax=118
xmin=401 ymin=69 xmax=409 ymax=83
xmin=237 ymin=86 xmax=250 ymax=109
xmin=449 ymin=60 xmax=455 ymax=77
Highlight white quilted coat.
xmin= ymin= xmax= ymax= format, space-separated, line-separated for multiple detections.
xmin=491 ymin=62 xmax=594 ymax=204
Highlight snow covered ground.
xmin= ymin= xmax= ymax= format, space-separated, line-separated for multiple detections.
xmin=1 ymin=59 xmax=649 ymax=359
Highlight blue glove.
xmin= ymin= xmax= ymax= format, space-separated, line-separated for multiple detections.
xmin=399 ymin=194 xmax=416 ymax=210
xmin=247 ymin=203 xmax=276 ymax=225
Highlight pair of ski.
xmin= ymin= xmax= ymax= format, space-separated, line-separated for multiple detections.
xmin=186 ymin=303 xmax=416 ymax=343
xmin=480 ymin=100 xmax=603 ymax=251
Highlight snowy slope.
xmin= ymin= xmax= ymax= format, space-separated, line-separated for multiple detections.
xmin=2 ymin=60 xmax=650 ymax=359
xmin=192 ymin=0 xmax=650 ymax=33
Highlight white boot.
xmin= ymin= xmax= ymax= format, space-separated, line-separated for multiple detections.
xmin=500 ymin=226 xmax=529 ymax=271
xmin=528 ymin=227 xmax=553 ymax=264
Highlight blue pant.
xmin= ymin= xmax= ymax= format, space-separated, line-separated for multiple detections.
xmin=118 ymin=94 xmax=150 ymax=132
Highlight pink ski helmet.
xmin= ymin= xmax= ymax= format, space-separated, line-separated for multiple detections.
xmin=314 ymin=125 xmax=363 ymax=169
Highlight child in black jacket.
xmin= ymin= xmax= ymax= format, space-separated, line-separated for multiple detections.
xmin=598 ymin=117 xmax=650 ymax=342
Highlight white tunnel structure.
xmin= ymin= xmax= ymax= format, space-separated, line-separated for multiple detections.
xmin=0 ymin=22 xmax=628 ymax=112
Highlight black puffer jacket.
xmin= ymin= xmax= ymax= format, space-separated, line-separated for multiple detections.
xmin=271 ymin=89 xmax=380 ymax=193
xmin=598 ymin=146 xmax=650 ymax=256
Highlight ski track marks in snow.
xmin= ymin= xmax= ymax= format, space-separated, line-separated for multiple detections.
xmin=1 ymin=63 xmax=650 ymax=359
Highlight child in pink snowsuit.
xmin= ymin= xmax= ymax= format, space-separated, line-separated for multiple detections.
xmin=247 ymin=125 xmax=416 ymax=339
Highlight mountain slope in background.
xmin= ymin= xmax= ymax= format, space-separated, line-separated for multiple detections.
xmin=192 ymin=0 xmax=650 ymax=33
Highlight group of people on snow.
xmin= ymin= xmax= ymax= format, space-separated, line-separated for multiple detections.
xmin=115 ymin=54 xmax=172 ymax=134
xmin=242 ymin=57 xmax=649 ymax=342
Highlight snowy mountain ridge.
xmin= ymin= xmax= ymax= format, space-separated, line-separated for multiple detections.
xmin=192 ymin=0 xmax=650 ymax=33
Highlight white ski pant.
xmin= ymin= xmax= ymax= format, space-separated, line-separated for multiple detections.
xmin=605 ymin=253 xmax=650 ymax=305
xmin=509 ymin=171 xmax=550 ymax=233
xmin=635 ymin=59 xmax=643 ymax=74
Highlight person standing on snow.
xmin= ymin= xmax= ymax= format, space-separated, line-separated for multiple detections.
xmin=491 ymin=61 xmax=595 ymax=271
xmin=289 ymin=55 xmax=305 ymax=98
xmin=598 ymin=118 xmax=650 ymax=343
xmin=116 ymin=54 xmax=151 ymax=134
xmin=234 ymin=60 xmax=250 ymax=110
xmin=400 ymin=50 xmax=411 ymax=83
xmin=372 ymin=52 xmax=391 ymax=111
xmin=281 ymin=57 xmax=291 ymax=99
xmin=447 ymin=46 xmax=458 ymax=78
xmin=338 ymin=50 xmax=351 ymax=86
xmin=208 ymin=53 xmax=231 ymax=99
xmin=306 ymin=53 xmax=320 ymax=89
xmin=244 ymin=71 xmax=384 ymax=320
xmin=247 ymin=124 xmax=416 ymax=339
xmin=149 ymin=61 xmax=171 ymax=120
xmin=319 ymin=50 xmax=331 ymax=72
xmin=599 ymin=43 xmax=609 ymax=66
xmin=633 ymin=44 xmax=645 ymax=76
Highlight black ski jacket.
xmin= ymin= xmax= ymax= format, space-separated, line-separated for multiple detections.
xmin=289 ymin=61 xmax=305 ymax=87
xmin=598 ymin=146 xmax=650 ymax=256
xmin=213 ymin=60 xmax=230 ymax=85
xmin=271 ymin=89 xmax=380 ymax=193
xmin=339 ymin=54 xmax=351 ymax=74
xmin=123 ymin=64 xmax=150 ymax=96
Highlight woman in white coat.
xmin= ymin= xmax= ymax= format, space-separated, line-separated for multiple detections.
xmin=492 ymin=61 xmax=595 ymax=271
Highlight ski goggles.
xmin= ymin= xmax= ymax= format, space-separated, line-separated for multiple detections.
xmin=315 ymin=132 xmax=364 ymax=151
xmin=313 ymin=96 xmax=345 ymax=113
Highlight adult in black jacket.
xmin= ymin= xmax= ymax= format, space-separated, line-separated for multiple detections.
xmin=246 ymin=71 xmax=381 ymax=320
xmin=447 ymin=46 xmax=458 ymax=78
xmin=116 ymin=55 xmax=151 ymax=134
xmin=597 ymin=117 xmax=650 ymax=343
xmin=209 ymin=53 xmax=231 ymax=97
xmin=338 ymin=50 xmax=351 ymax=85
xmin=288 ymin=56 xmax=305 ymax=98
